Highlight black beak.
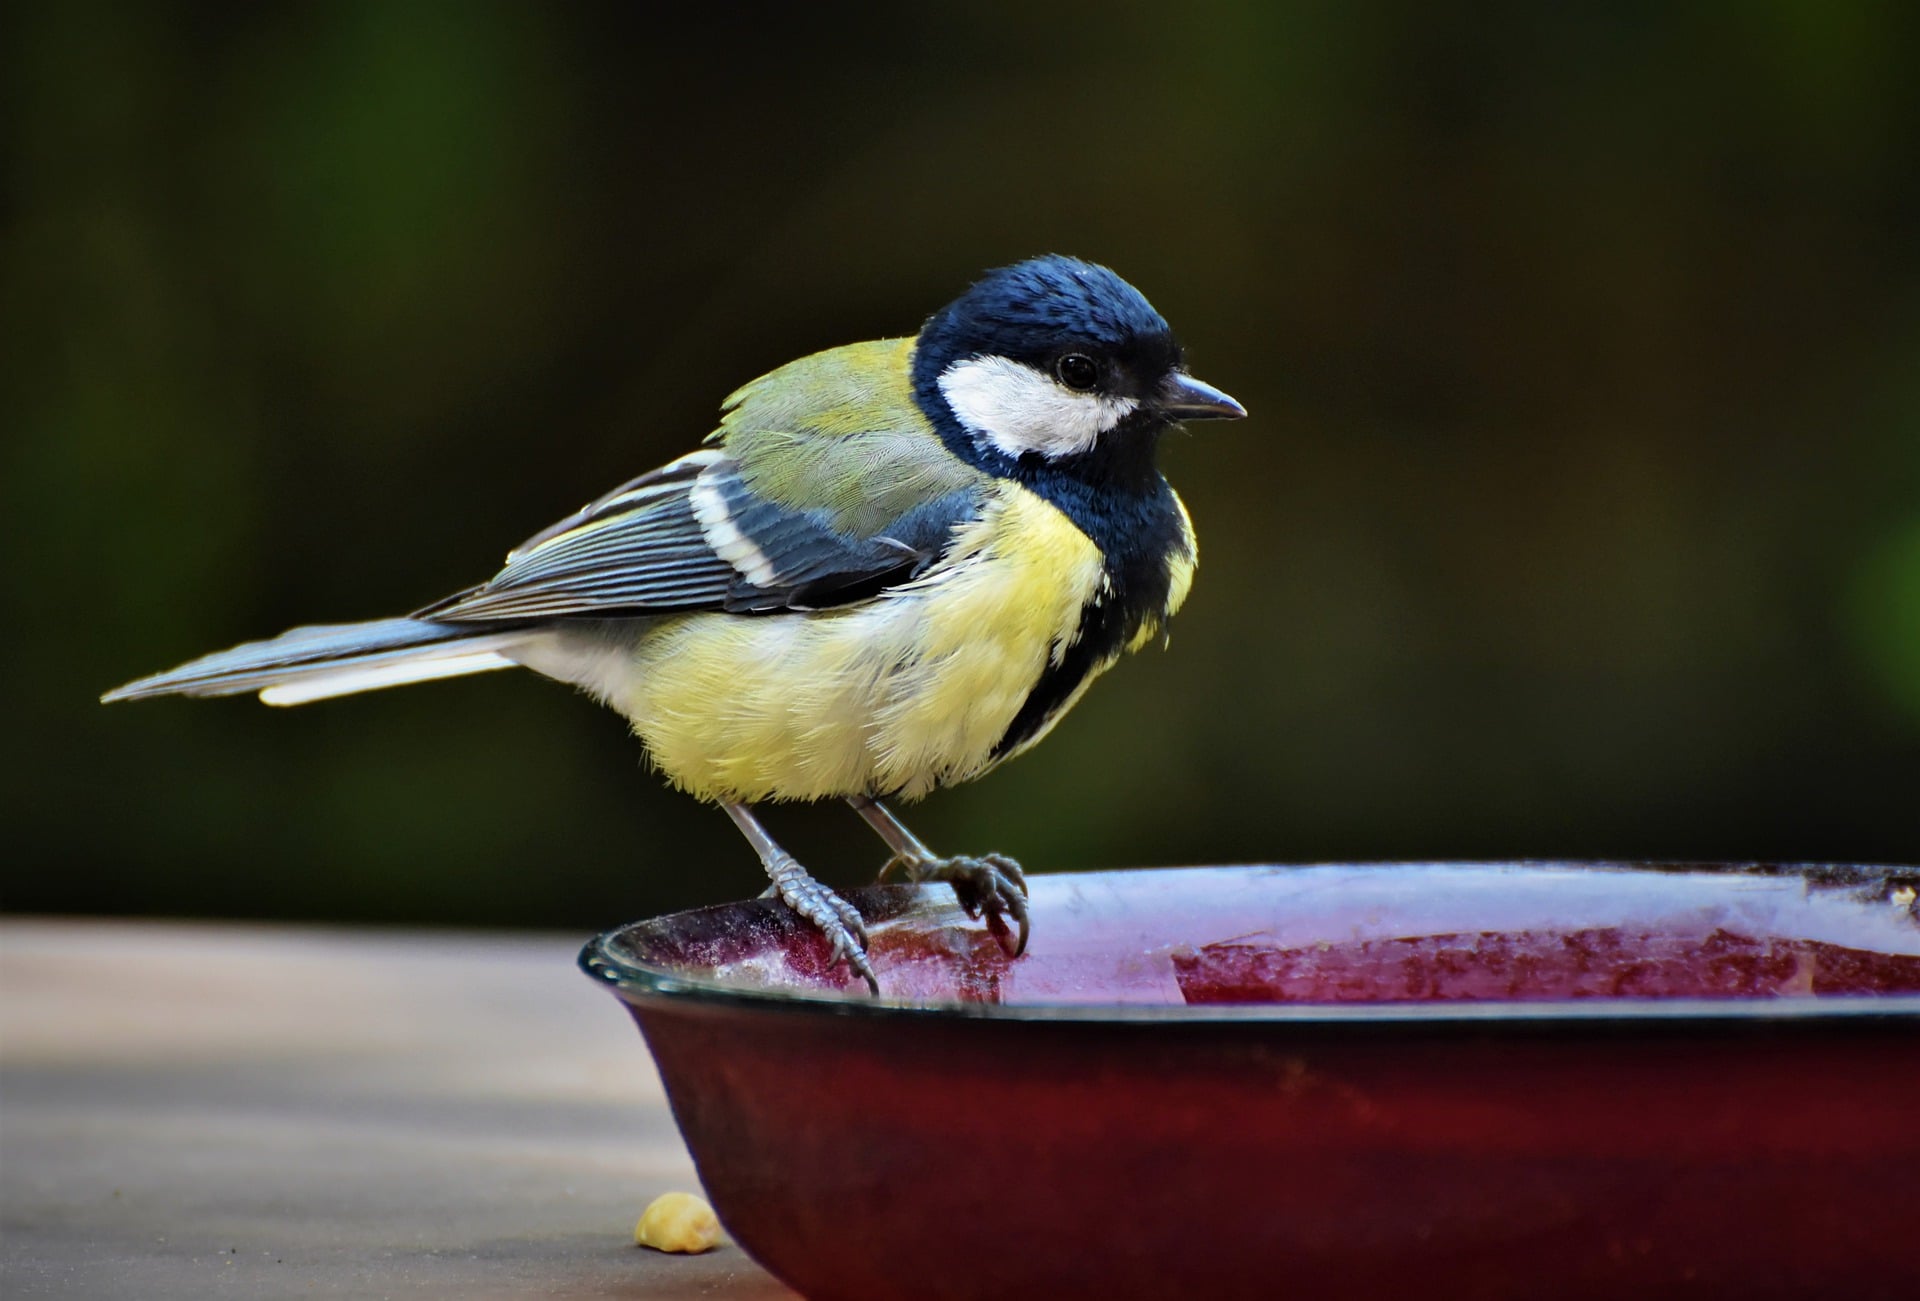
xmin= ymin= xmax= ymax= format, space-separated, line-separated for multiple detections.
xmin=1157 ymin=371 xmax=1247 ymax=421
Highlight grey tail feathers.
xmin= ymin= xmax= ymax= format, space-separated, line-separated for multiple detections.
xmin=101 ymin=618 xmax=528 ymax=707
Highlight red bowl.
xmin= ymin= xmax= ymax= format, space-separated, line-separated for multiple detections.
xmin=581 ymin=862 xmax=1920 ymax=1301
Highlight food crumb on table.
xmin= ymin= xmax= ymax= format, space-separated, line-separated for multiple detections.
xmin=635 ymin=1191 xmax=723 ymax=1253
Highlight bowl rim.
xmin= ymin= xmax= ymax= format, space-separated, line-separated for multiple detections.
xmin=581 ymin=860 xmax=1920 ymax=1028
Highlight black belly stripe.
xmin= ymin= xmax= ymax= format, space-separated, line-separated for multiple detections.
xmin=990 ymin=583 xmax=1138 ymax=759
xmin=989 ymin=478 xmax=1187 ymax=761
xmin=907 ymin=388 xmax=1195 ymax=767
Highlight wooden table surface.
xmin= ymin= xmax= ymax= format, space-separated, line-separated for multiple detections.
xmin=0 ymin=919 xmax=794 ymax=1299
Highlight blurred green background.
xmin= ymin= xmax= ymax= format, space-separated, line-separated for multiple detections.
xmin=5 ymin=2 xmax=1917 ymax=928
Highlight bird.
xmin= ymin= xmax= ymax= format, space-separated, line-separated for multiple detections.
xmin=103 ymin=255 xmax=1246 ymax=992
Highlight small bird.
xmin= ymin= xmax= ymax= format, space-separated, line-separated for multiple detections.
xmin=104 ymin=256 xmax=1245 ymax=991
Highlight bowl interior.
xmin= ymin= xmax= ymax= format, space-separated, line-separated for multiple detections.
xmin=585 ymin=862 xmax=1920 ymax=1013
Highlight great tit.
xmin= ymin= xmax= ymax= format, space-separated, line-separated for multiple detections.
xmin=104 ymin=255 xmax=1246 ymax=991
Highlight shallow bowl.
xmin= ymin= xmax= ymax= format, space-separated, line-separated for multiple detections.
xmin=582 ymin=862 xmax=1920 ymax=1300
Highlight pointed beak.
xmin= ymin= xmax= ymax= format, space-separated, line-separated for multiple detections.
xmin=1156 ymin=371 xmax=1247 ymax=421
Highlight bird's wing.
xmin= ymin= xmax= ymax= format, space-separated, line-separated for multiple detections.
xmin=419 ymin=339 xmax=985 ymax=623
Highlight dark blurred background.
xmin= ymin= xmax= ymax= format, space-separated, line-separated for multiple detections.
xmin=5 ymin=2 xmax=1917 ymax=928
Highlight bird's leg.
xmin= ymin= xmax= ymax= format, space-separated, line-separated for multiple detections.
xmin=847 ymin=796 xmax=1030 ymax=957
xmin=721 ymin=802 xmax=877 ymax=995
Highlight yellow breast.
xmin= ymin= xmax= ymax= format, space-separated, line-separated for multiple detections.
xmin=613 ymin=484 xmax=1108 ymax=804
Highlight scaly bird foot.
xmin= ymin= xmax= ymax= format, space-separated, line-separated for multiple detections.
xmin=766 ymin=854 xmax=877 ymax=995
xmin=881 ymin=852 xmax=1030 ymax=958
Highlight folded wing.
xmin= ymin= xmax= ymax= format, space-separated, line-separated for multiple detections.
xmin=421 ymin=340 xmax=987 ymax=624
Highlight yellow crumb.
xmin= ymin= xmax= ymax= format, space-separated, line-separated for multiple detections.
xmin=634 ymin=1191 xmax=723 ymax=1253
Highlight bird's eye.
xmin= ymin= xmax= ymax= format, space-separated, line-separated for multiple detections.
xmin=1055 ymin=353 xmax=1100 ymax=392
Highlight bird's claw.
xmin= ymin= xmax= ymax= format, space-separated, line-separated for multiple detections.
xmin=888 ymin=852 xmax=1030 ymax=958
xmin=770 ymin=857 xmax=877 ymax=994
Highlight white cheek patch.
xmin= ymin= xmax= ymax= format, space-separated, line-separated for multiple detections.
xmin=938 ymin=355 xmax=1138 ymax=459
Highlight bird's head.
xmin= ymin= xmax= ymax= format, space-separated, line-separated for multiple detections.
xmin=911 ymin=255 xmax=1245 ymax=479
